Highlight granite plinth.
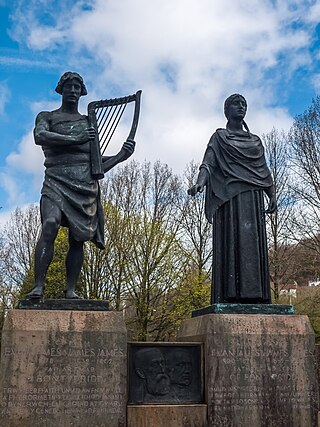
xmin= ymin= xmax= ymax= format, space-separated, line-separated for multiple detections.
xmin=0 ymin=309 xmax=127 ymax=427
xmin=178 ymin=314 xmax=318 ymax=427
xmin=18 ymin=298 xmax=110 ymax=311
xmin=192 ymin=303 xmax=294 ymax=317
xmin=127 ymin=404 xmax=207 ymax=427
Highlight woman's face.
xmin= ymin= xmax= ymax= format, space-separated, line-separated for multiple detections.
xmin=227 ymin=97 xmax=247 ymax=120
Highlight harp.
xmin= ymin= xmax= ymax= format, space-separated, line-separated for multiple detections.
xmin=88 ymin=90 xmax=142 ymax=179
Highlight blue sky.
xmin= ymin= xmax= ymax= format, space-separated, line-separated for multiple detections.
xmin=0 ymin=0 xmax=320 ymax=223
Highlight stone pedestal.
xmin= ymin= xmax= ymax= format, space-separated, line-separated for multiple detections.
xmin=0 ymin=309 xmax=127 ymax=427
xmin=127 ymin=404 xmax=207 ymax=427
xmin=178 ymin=314 xmax=318 ymax=427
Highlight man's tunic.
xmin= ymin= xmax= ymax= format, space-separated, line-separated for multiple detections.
xmin=41 ymin=114 xmax=104 ymax=249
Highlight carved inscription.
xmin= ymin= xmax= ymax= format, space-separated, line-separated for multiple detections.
xmin=178 ymin=314 xmax=318 ymax=426
xmin=1 ymin=387 xmax=124 ymax=415
xmin=1 ymin=342 xmax=126 ymax=417
xmin=212 ymin=385 xmax=314 ymax=410
xmin=206 ymin=337 xmax=316 ymax=425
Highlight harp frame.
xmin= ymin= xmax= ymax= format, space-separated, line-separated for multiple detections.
xmin=88 ymin=90 xmax=142 ymax=179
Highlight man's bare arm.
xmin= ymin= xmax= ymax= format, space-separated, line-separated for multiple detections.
xmin=102 ymin=140 xmax=135 ymax=173
xmin=34 ymin=112 xmax=95 ymax=147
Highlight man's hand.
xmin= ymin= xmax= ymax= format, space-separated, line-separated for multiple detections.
xmin=120 ymin=139 xmax=136 ymax=160
xmin=77 ymin=127 xmax=96 ymax=144
xmin=188 ymin=184 xmax=205 ymax=197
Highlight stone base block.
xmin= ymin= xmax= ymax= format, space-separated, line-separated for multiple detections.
xmin=0 ymin=309 xmax=127 ymax=427
xmin=127 ymin=404 xmax=207 ymax=427
xmin=178 ymin=314 xmax=318 ymax=427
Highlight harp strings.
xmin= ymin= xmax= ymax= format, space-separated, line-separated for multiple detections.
xmin=95 ymin=102 xmax=129 ymax=155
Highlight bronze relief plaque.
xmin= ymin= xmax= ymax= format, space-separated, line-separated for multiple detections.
xmin=128 ymin=342 xmax=203 ymax=404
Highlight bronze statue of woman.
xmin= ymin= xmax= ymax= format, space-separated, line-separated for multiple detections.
xmin=188 ymin=94 xmax=276 ymax=304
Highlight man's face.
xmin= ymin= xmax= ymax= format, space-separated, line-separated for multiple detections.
xmin=62 ymin=78 xmax=82 ymax=104
xmin=166 ymin=350 xmax=192 ymax=387
xmin=136 ymin=349 xmax=170 ymax=395
xmin=227 ymin=97 xmax=247 ymax=121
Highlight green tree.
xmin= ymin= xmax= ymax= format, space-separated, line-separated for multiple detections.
xmin=160 ymin=265 xmax=211 ymax=340
xmin=20 ymin=227 xmax=69 ymax=299
xmin=110 ymin=161 xmax=185 ymax=341
xmin=81 ymin=201 xmax=133 ymax=305
xmin=280 ymin=286 xmax=320 ymax=343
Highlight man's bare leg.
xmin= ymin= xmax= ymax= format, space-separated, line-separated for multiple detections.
xmin=27 ymin=198 xmax=62 ymax=298
xmin=65 ymin=233 xmax=84 ymax=299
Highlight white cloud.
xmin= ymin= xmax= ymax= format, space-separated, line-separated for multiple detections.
xmin=28 ymin=27 xmax=66 ymax=51
xmin=5 ymin=100 xmax=58 ymax=180
xmin=306 ymin=1 xmax=320 ymax=22
xmin=30 ymin=100 xmax=60 ymax=115
xmin=2 ymin=98 xmax=52 ymax=207
xmin=0 ymin=81 xmax=10 ymax=115
xmin=6 ymin=130 xmax=44 ymax=178
xmin=312 ymin=74 xmax=320 ymax=91
xmin=0 ymin=170 xmax=24 ymax=206
xmin=0 ymin=56 xmax=57 ymax=69
xmin=0 ymin=209 xmax=12 ymax=228
xmin=6 ymin=0 xmax=316 ymax=179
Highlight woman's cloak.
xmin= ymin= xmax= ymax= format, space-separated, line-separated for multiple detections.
xmin=201 ymin=128 xmax=273 ymax=303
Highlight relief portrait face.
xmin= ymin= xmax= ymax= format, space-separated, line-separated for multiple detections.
xmin=135 ymin=348 xmax=170 ymax=396
xmin=166 ymin=349 xmax=192 ymax=387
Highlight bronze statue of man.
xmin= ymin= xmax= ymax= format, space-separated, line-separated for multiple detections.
xmin=27 ymin=72 xmax=135 ymax=299
xmin=188 ymin=94 xmax=276 ymax=304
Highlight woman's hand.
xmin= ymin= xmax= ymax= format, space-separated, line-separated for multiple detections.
xmin=265 ymin=193 xmax=277 ymax=214
xmin=188 ymin=183 xmax=205 ymax=196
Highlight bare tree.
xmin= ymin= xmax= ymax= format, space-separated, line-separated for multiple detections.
xmin=80 ymin=160 xmax=187 ymax=340
xmin=121 ymin=161 xmax=186 ymax=341
xmin=0 ymin=205 xmax=41 ymax=291
xmin=81 ymin=168 xmax=137 ymax=306
xmin=0 ymin=240 xmax=18 ymax=337
xmin=262 ymin=128 xmax=298 ymax=300
xmin=289 ymin=97 xmax=320 ymax=257
xmin=0 ymin=205 xmax=41 ymax=333
xmin=158 ymin=160 xmax=213 ymax=328
xmin=180 ymin=161 xmax=212 ymax=279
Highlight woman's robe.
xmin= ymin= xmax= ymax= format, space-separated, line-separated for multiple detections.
xmin=200 ymin=128 xmax=273 ymax=303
